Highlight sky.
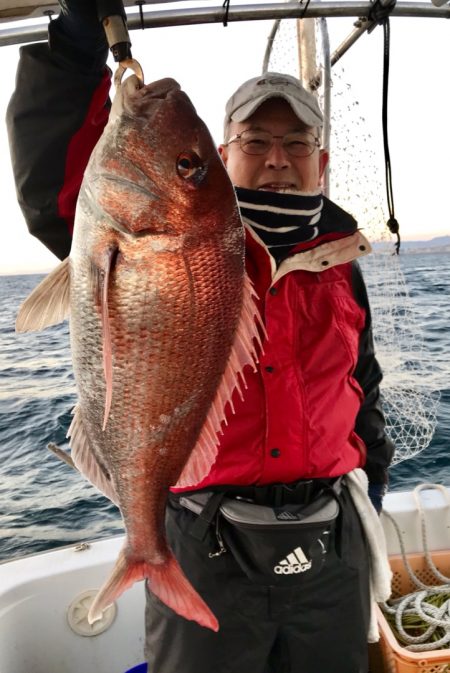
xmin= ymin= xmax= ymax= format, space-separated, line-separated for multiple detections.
xmin=0 ymin=4 xmax=449 ymax=274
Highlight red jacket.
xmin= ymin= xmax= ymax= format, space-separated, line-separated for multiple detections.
xmin=179 ymin=226 xmax=370 ymax=490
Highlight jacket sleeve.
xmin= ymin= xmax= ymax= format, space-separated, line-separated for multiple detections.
xmin=351 ymin=261 xmax=395 ymax=487
xmin=6 ymin=42 xmax=111 ymax=261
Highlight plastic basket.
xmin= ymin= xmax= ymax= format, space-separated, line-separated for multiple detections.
xmin=377 ymin=550 xmax=450 ymax=673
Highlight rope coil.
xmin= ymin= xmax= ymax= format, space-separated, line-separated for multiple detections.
xmin=382 ymin=484 xmax=450 ymax=652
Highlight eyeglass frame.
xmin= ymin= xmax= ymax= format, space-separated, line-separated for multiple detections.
xmin=225 ymin=129 xmax=321 ymax=158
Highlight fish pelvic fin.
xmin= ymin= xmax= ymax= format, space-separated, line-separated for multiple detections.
xmin=68 ymin=404 xmax=119 ymax=505
xmin=15 ymin=258 xmax=71 ymax=333
xmin=88 ymin=549 xmax=218 ymax=632
xmin=47 ymin=442 xmax=76 ymax=470
xmin=175 ymin=272 xmax=265 ymax=488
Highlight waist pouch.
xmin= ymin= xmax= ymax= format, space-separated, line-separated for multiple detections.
xmin=178 ymin=480 xmax=341 ymax=586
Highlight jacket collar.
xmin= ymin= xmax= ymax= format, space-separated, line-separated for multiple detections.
xmin=245 ymin=223 xmax=371 ymax=284
xmin=273 ymin=230 xmax=371 ymax=283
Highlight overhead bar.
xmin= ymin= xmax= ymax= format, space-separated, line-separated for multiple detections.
xmin=1 ymin=1 xmax=449 ymax=48
xmin=330 ymin=18 xmax=374 ymax=67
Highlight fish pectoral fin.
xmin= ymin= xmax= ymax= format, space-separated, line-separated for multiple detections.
xmin=67 ymin=404 xmax=119 ymax=505
xmin=16 ymin=257 xmax=71 ymax=332
xmin=100 ymin=247 xmax=117 ymax=431
xmin=88 ymin=549 xmax=218 ymax=632
xmin=175 ymin=272 xmax=264 ymax=488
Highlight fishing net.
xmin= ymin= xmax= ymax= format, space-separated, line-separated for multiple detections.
xmin=264 ymin=18 xmax=442 ymax=465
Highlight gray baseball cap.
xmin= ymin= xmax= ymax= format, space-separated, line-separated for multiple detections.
xmin=224 ymin=72 xmax=323 ymax=138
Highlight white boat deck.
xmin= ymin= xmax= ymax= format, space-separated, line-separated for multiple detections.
xmin=1 ymin=487 xmax=449 ymax=673
xmin=0 ymin=536 xmax=145 ymax=673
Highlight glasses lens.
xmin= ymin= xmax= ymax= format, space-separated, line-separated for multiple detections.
xmin=239 ymin=130 xmax=272 ymax=155
xmin=282 ymin=132 xmax=317 ymax=157
xmin=238 ymin=130 xmax=318 ymax=157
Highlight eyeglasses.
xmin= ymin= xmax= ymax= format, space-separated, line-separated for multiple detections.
xmin=226 ymin=129 xmax=320 ymax=158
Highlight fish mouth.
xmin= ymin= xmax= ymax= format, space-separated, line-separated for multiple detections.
xmin=125 ymin=78 xmax=192 ymax=119
xmin=138 ymin=78 xmax=181 ymax=100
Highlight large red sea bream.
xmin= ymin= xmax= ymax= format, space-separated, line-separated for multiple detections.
xmin=16 ymin=76 xmax=263 ymax=632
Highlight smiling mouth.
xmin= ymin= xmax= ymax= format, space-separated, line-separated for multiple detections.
xmin=258 ymin=183 xmax=297 ymax=192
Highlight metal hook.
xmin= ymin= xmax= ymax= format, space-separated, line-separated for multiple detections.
xmin=114 ymin=58 xmax=145 ymax=88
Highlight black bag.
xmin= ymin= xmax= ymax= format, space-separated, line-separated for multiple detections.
xmin=179 ymin=483 xmax=341 ymax=587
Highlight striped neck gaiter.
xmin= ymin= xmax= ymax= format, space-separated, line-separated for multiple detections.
xmin=235 ymin=186 xmax=324 ymax=265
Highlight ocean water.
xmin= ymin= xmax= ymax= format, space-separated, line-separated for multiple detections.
xmin=1 ymin=252 xmax=449 ymax=562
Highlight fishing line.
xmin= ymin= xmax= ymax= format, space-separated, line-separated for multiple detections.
xmin=300 ymin=0 xmax=311 ymax=19
xmin=136 ymin=1 xmax=145 ymax=30
xmin=381 ymin=18 xmax=401 ymax=255
xmin=222 ymin=0 xmax=231 ymax=27
xmin=368 ymin=0 xmax=401 ymax=254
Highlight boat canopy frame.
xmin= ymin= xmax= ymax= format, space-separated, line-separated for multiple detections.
xmin=0 ymin=1 xmax=448 ymax=48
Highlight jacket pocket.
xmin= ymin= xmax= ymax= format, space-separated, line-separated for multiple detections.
xmin=330 ymin=295 xmax=365 ymax=370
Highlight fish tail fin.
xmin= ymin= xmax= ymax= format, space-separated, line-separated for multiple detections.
xmin=88 ymin=549 xmax=218 ymax=632
xmin=147 ymin=554 xmax=219 ymax=631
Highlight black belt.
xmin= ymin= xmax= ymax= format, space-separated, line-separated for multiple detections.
xmin=177 ymin=477 xmax=338 ymax=508
xmin=171 ymin=477 xmax=341 ymax=543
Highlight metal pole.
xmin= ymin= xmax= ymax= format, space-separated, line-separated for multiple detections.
xmin=298 ymin=17 xmax=317 ymax=84
xmin=262 ymin=19 xmax=281 ymax=74
xmin=320 ymin=17 xmax=331 ymax=197
xmin=1 ymin=2 xmax=449 ymax=48
xmin=330 ymin=18 xmax=373 ymax=67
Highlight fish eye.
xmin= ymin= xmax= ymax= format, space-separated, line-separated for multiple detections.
xmin=176 ymin=152 xmax=204 ymax=181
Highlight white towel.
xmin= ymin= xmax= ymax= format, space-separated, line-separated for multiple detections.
xmin=345 ymin=468 xmax=393 ymax=643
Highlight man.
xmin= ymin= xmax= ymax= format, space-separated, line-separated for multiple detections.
xmin=6 ymin=3 xmax=394 ymax=672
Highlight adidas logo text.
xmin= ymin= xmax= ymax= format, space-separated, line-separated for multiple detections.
xmin=274 ymin=546 xmax=312 ymax=574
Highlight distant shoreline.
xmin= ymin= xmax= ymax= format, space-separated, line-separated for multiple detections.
xmin=397 ymin=246 xmax=450 ymax=255
xmin=1 ymin=237 xmax=449 ymax=275
xmin=0 ymin=270 xmax=49 ymax=277
xmin=370 ymin=235 xmax=450 ymax=255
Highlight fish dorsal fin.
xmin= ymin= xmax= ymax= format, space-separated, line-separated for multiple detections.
xmin=174 ymin=273 xmax=265 ymax=488
xmin=16 ymin=258 xmax=71 ymax=333
xmin=68 ymin=404 xmax=119 ymax=505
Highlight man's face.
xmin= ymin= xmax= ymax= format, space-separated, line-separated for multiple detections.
xmin=219 ymin=98 xmax=328 ymax=193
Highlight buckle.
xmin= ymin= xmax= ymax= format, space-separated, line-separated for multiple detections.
xmin=286 ymin=480 xmax=315 ymax=505
xmin=266 ymin=480 xmax=315 ymax=506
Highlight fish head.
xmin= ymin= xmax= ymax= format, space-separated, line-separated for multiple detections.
xmin=87 ymin=76 xmax=240 ymax=240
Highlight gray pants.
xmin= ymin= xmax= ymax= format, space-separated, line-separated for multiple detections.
xmin=145 ymin=485 xmax=370 ymax=673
